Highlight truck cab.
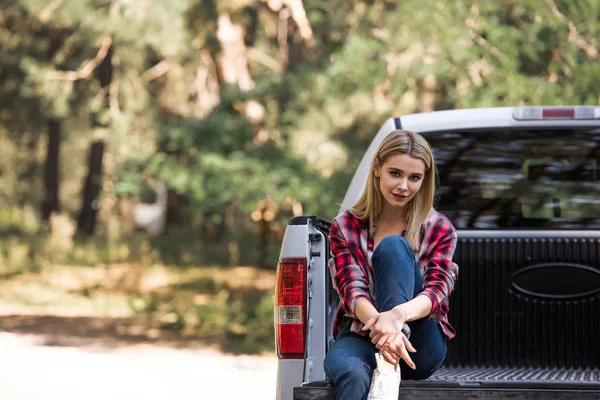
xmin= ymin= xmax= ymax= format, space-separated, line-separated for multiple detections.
xmin=275 ymin=106 xmax=600 ymax=400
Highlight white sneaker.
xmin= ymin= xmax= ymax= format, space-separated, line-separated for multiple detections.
xmin=367 ymin=352 xmax=401 ymax=400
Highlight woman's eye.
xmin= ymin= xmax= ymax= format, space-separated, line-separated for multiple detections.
xmin=410 ymin=176 xmax=421 ymax=181
xmin=390 ymin=171 xmax=400 ymax=177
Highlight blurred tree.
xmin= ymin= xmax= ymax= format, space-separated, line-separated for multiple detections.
xmin=1 ymin=0 xmax=598 ymax=265
xmin=78 ymin=38 xmax=112 ymax=235
xmin=42 ymin=27 xmax=63 ymax=221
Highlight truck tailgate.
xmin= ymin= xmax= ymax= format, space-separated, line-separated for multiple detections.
xmin=294 ymin=366 xmax=600 ymax=399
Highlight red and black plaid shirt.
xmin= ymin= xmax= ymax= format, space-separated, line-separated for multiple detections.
xmin=328 ymin=209 xmax=459 ymax=339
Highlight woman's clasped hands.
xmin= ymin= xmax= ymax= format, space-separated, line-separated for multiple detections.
xmin=361 ymin=308 xmax=417 ymax=370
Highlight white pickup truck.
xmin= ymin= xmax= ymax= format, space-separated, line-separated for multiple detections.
xmin=274 ymin=106 xmax=600 ymax=400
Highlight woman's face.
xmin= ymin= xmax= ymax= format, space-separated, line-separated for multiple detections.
xmin=374 ymin=153 xmax=426 ymax=211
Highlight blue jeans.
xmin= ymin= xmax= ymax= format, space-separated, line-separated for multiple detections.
xmin=324 ymin=236 xmax=447 ymax=400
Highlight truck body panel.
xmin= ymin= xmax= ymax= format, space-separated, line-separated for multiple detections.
xmin=276 ymin=360 xmax=304 ymax=400
xmin=276 ymin=218 xmax=331 ymax=399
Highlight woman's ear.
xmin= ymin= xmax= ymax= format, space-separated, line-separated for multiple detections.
xmin=373 ymin=159 xmax=381 ymax=177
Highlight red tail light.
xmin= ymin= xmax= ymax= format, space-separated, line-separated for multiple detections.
xmin=275 ymin=258 xmax=307 ymax=359
xmin=541 ymin=108 xmax=575 ymax=119
xmin=513 ymin=106 xmax=599 ymax=120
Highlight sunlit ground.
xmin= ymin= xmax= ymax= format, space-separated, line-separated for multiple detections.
xmin=0 ymin=264 xmax=278 ymax=399
xmin=0 ymin=332 xmax=277 ymax=399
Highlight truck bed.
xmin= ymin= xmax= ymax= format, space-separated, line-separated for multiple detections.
xmin=294 ymin=366 xmax=600 ymax=399
xmin=295 ymin=228 xmax=600 ymax=400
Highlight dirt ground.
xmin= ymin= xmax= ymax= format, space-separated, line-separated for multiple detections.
xmin=0 ymin=264 xmax=279 ymax=398
xmin=0 ymin=329 xmax=278 ymax=400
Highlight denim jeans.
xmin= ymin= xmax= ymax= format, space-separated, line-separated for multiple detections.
xmin=324 ymin=235 xmax=447 ymax=400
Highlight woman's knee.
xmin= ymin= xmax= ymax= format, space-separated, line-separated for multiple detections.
xmin=379 ymin=234 xmax=410 ymax=249
xmin=373 ymin=235 xmax=414 ymax=272
xmin=375 ymin=235 xmax=412 ymax=257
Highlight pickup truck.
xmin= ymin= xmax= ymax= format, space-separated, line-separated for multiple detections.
xmin=274 ymin=106 xmax=600 ymax=400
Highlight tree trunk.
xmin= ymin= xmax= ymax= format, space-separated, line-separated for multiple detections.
xmin=259 ymin=217 xmax=270 ymax=269
xmin=41 ymin=28 xmax=63 ymax=220
xmin=286 ymin=18 xmax=304 ymax=69
xmin=77 ymin=141 xmax=105 ymax=234
xmin=42 ymin=119 xmax=61 ymax=220
xmin=243 ymin=6 xmax=259 ymax=48
xmin=77 ymin=42 xmax=112 ymax=235
xmin=166 ymin=189 xmax=183 ymax=228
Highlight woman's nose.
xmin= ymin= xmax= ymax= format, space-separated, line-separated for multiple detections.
xmin=396 ymin=179 xmax=408 ymax=191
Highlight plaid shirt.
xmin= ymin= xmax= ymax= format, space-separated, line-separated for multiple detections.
xmin=328 ymin=209 xmax=459 ymax=339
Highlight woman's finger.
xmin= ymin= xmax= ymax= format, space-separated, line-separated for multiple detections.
xmin=388 ymin=343 xmax=400 ymax=356
xmin=402 ymin=334 xmax=417 ymax=353
xmin=371 ymin=332 xmax=384 ymax=345
xmin=399 ymin=344 xmax=416 ymax=370
xmin=361 ymin=316 xmax=378 ymax=332
xmin=382 ymin=334 xmax=397 ymax=352
xmin=376 ymin=333 xmax=390 ymax=349
xmin=381 ymin=349 xmax=398 ymax=365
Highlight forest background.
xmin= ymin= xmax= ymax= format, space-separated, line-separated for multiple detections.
xmin=1 ymin=0 xmax=599 ymax=354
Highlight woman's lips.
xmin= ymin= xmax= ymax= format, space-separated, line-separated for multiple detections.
xmin=392 ymin=193 xmax=408 ymax=200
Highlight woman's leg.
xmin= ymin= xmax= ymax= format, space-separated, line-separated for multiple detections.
xmin=324 ymin=331 xmax=377 ymax=400
xmin=399 ymin=317 xmax=447 ymax=379
xmin=372 ymin=235 xmax=447 ymax=379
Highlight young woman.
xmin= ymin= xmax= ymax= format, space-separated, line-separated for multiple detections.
xmin=324 ymin=130 xmax=459 ymax=400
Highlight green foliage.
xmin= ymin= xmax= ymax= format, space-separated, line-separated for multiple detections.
xmin=3 ymin=0 xmax=600 ymax=227
xmin=126 ymin=277 xmax=275 ymax=354
xmin=194 ymin=289 xmax=275 ymax=354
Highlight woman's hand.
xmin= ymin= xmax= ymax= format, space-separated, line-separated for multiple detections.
xmin=380 ymin=346 xmax=399 ymax=366
xmin=380 ymin=333 xmax=416 ymax=369
xmin=362 ymin=308 xmax=406 ymax=349
xmin=361 ymin=307 xmax=417 ymax=369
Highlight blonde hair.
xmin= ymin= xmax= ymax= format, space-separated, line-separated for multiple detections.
xmin=351 ymin=130 xmax=436 ymax=251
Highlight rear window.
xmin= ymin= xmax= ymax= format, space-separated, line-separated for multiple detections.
xmin=427 ymin=129 xmax=600 ymax=229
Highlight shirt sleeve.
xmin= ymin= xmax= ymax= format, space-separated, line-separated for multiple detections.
xmin=328 ymin=218 xmax=371 ymax=318
xmin=419 ymin=220 xmax=459 ymax=321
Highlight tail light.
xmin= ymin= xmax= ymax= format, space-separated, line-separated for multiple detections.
xmin=512 ymin=106 xmax=600 ymax=120
xmin=541 ymin=108 xmax=575 ymax=119
xmin=275 ymin=258 xmax=307 ymax=359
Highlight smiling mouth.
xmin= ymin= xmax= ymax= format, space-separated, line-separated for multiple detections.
xmin=392 ymin=193 xmax=408 ymax=199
